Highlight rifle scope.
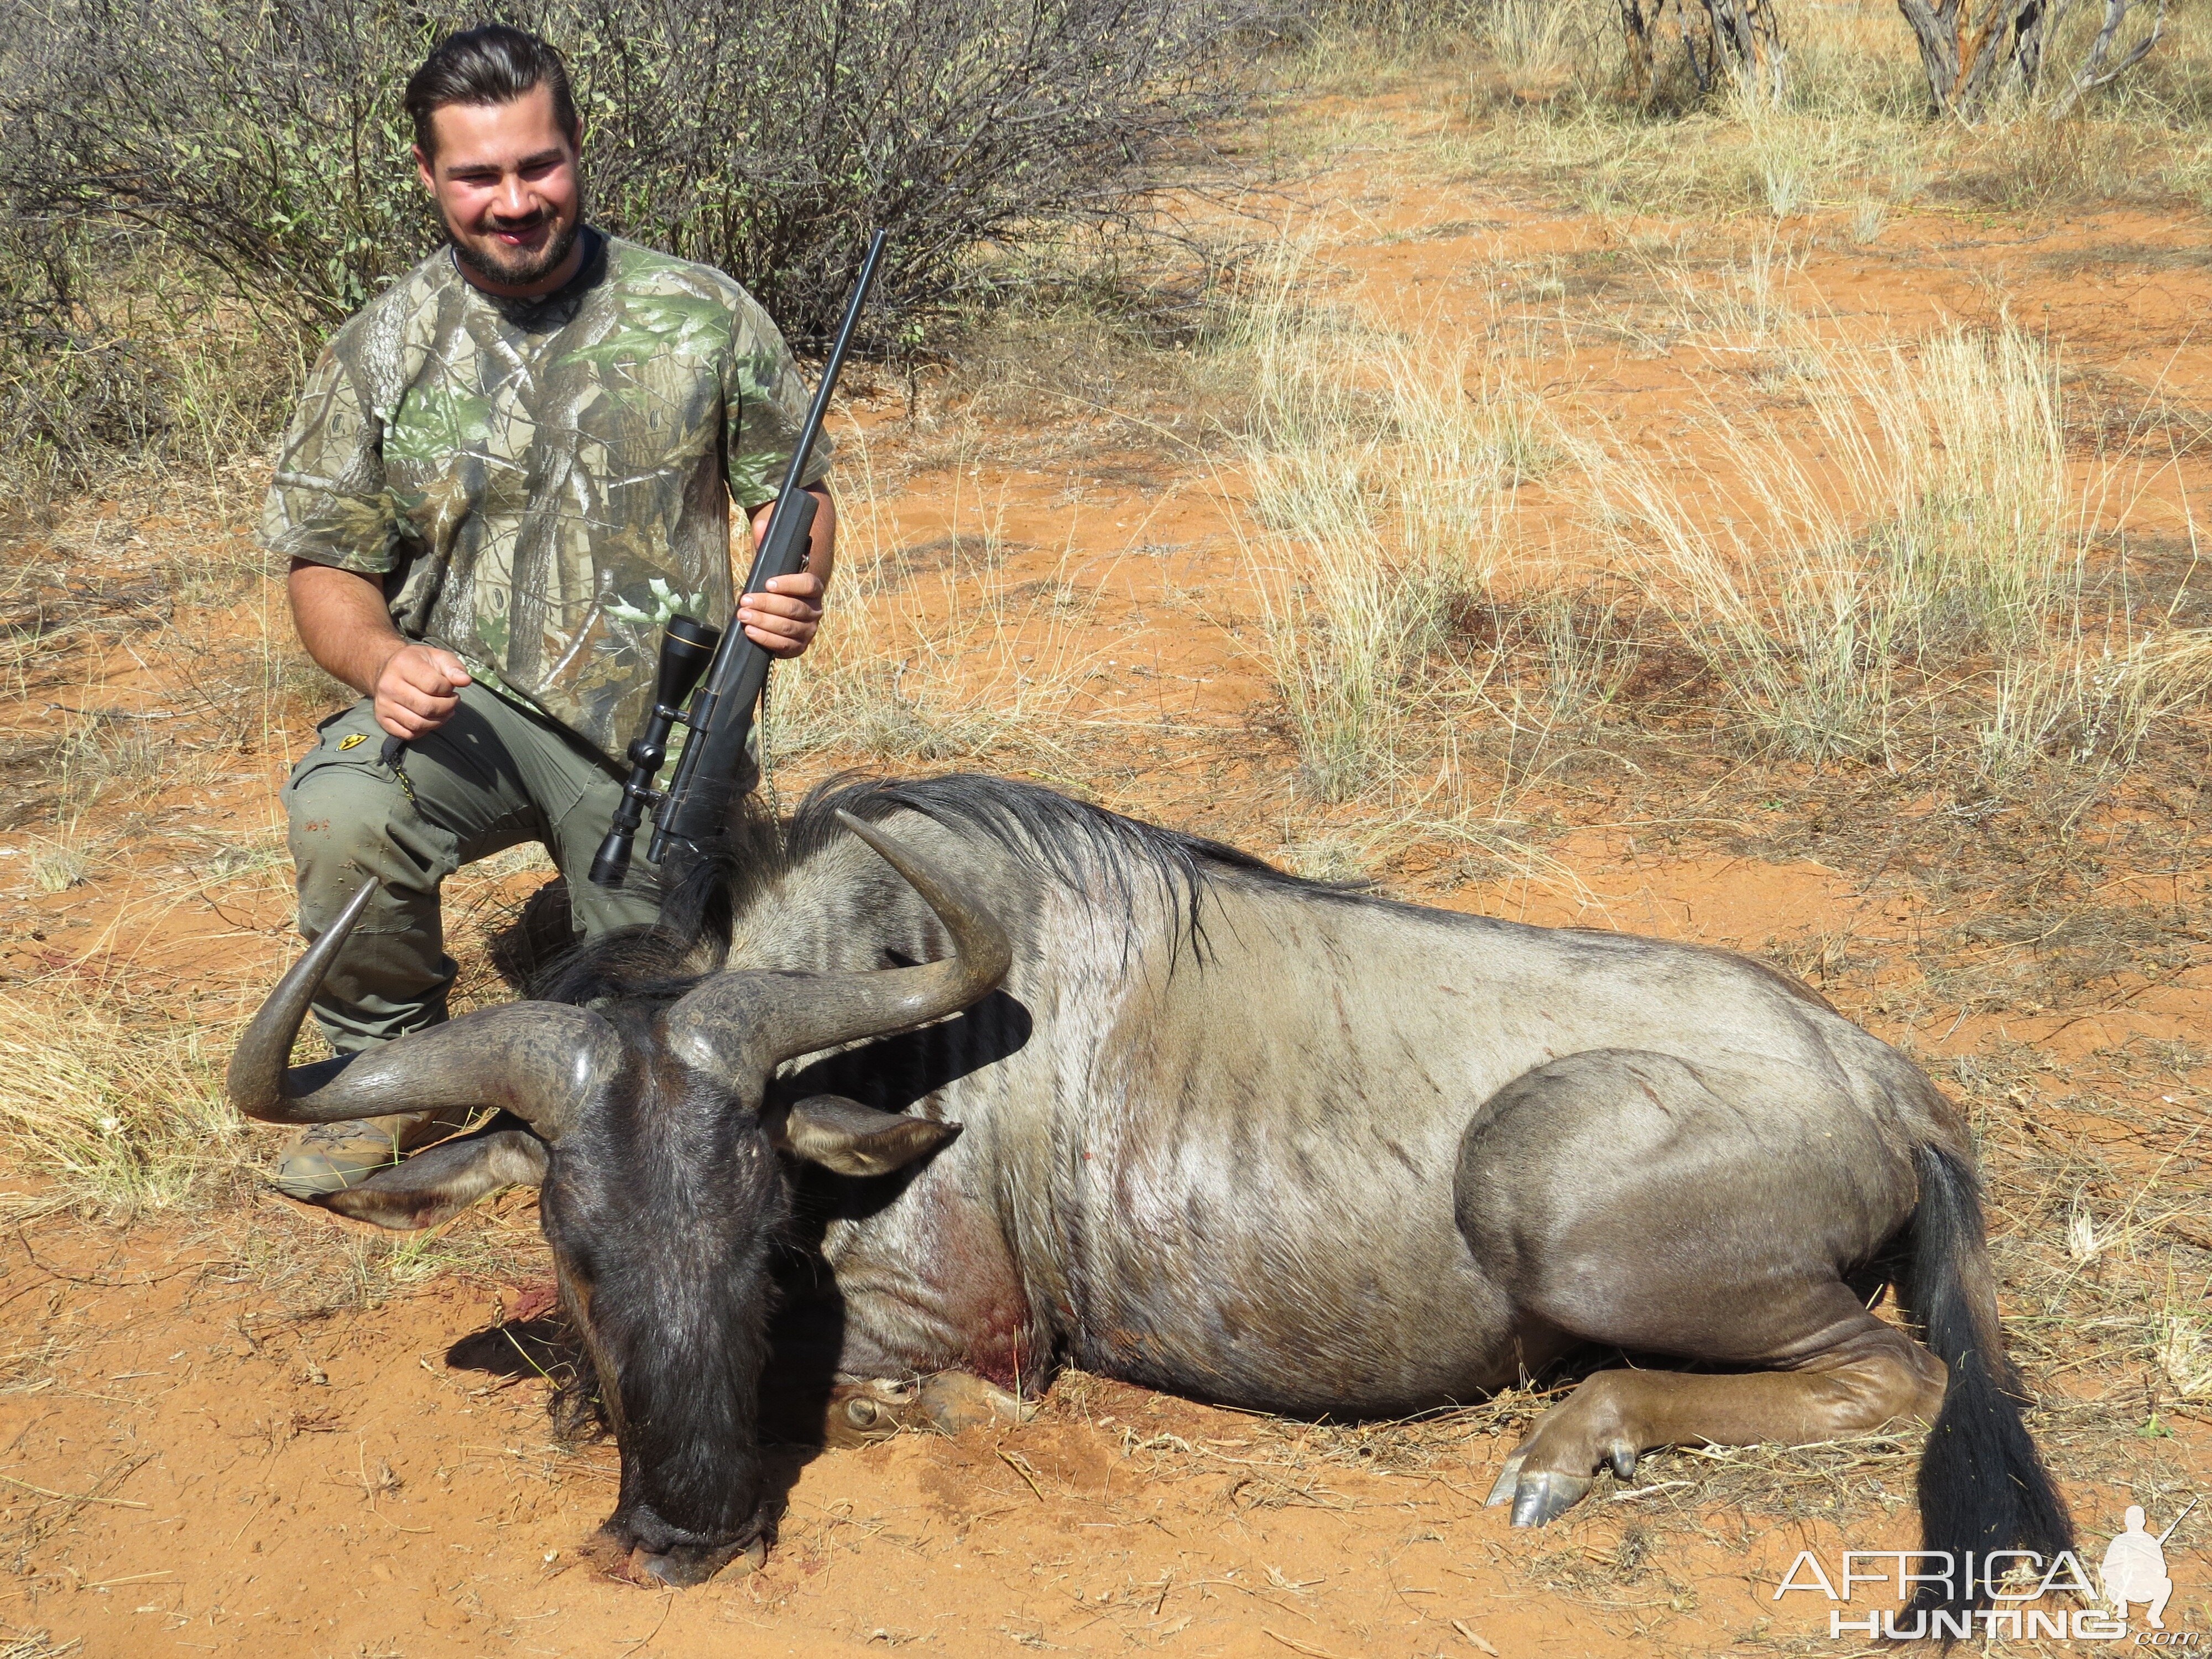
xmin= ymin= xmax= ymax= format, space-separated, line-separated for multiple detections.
xmin=587 ymin=613 xmax=722 ymax=889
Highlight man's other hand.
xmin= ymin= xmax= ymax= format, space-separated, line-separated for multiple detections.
xmin=374 ymin=644 xmax=473 ymax=739
xmin=735 ymin=571 xmax=826 ymax=659
xmin=289 ymin=561 xmax=473 ymax=737
xmin=736 ymin=485 xmax=836 ymax=659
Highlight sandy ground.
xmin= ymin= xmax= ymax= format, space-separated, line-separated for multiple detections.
xmin=2 ymin=76 xmax=2209 ymax=1659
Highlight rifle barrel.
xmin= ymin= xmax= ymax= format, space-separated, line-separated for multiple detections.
xmin=2156 ymin=1495 xmax=2197 ymax=1545
xmin=645 ymin=230 xmax=889 ymax=870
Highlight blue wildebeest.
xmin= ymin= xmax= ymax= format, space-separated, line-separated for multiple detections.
xmin=229 ymin=776 xmax=2070 ymax=1597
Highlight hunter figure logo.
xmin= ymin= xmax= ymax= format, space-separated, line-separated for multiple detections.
xmin=2104 ymin=1500 xmax=2193 ymax=1631
xmin=1774 ymin=1497 xmax=2194 ymax=1642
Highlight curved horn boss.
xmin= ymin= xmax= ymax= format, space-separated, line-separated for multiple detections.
xmin=662 ymin=808 xmax=1014 ymax=1081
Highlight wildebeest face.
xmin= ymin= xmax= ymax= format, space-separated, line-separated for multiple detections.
xmin=547 ymin=1067 xmax=960 ymax=1583
xmin=226 ymin=812 xmax=1008 ymax=1587
xmin=534 ymin=1053 xmax=787 ymax=1586
xmin=300 ymin=1046 xmax=958 ymax=1585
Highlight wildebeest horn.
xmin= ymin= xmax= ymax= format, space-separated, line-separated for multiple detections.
xmin=664 ymin=809 xmax=1013 ymax=1079
xmin=228 ymin=877 xmax=620 ymax=1140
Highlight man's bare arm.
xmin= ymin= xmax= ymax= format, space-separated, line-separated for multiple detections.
xmin=288 ymin=561 xmax=472 ymax=739
xmin=734 ymin=484 xmax=837 ymax=658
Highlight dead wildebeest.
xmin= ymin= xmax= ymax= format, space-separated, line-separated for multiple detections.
xmin=229 ymin=775 xmax=2070 ymax=1599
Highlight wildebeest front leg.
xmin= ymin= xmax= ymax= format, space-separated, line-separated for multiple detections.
xmin=823 ymin=1374 xmax=1032 ymax=1447
xmin=1456 ymin=1047 xmax=1945 ymax=1525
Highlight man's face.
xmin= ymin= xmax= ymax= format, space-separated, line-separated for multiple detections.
xmin=415 ymin=84 xmax=583 ymax=294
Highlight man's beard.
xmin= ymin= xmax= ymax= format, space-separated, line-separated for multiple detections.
xmin=450 ymin=204 xmax=583 ymax=288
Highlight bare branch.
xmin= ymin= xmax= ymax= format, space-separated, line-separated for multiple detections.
xmin=2047 ymin=0 xmax=2167 ymax=115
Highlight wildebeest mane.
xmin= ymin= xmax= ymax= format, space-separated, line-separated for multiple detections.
xmin=805 ymin=773 xmax=1301 ymax=952
xmin=530 ymin=773 xmax=1360 ymax=1004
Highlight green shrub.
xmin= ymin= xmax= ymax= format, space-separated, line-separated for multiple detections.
xmin=3 ymin=0 xmax=1259 ymax=336
xmin=0 ymin=0 xmax=1265 ymax=504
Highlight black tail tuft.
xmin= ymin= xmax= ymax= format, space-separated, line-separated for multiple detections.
xmin=1903 ymin=1144 xmax=2074 ymax=1620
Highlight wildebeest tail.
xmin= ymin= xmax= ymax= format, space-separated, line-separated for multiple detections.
xmin=1902 ymin=1142 xmax=2073 ymax=1615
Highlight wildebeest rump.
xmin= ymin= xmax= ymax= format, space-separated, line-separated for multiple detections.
xmin=228 ymin=775 xmax=2071 ymax=1600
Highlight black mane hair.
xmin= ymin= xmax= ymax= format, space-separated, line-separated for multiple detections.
xmin=528 ymin=773 xmax=1344 ymax=1006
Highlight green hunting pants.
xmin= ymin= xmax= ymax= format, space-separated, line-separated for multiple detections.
xmin=284 ymin=684 xmax=664 ymax=1055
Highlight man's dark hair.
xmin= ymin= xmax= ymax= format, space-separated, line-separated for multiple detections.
xmin=405 ymin=24 xmax=580 ymax=161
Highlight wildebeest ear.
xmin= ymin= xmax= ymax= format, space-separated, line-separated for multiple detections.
xmin=772 ymin=1095 xmax=960 ymax=1177
xmin=321 ymin=1129 xmax=549 ymax=1230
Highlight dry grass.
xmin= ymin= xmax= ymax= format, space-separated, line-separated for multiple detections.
xmin=1594 ymin=321 xmax=2056 ymax=755
xmin=0 ymin=234 xmax=302 ymax=524
xmin=761 ymin=419 xmax=1108 ymax=779
xmin=0 ymin=990 xmax=242 ymax=1215
xmin=1217 ymin=239 xmax=2212 ymax=802
xmin=0 ymin=1627 xmax=81 ymax=1658
xmin=2156 ymin=1302 xmax=2212 ymax=1401
xmin=1227 ymin=246 xmax=1553 ymax=801
xmin=1592 ymin=320 xmax=2212 ymax=780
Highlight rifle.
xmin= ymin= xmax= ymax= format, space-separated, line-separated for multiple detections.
xmin=589 ymin=229 xmax=888 ymax=891
xmin=2156 ymin=1496 xmax=2197 ymax=1546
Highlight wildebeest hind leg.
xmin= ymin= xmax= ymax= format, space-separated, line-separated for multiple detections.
xmin=1480 ymin=1332 xmax=1940 ymax=1524
xmin=1457 ymin=1048 xmax=1944 ymax=1526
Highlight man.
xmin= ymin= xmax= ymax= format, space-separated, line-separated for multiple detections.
xmin=262 ymin=23 xmax=836 ymax=1198
xmin=2100 ymin=1504 xmax=2176 ymax=1630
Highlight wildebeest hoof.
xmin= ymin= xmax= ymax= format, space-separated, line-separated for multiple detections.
xmin=637 ymin=1533 xmax=768 ymax=1587
xmin=1607 ymin=1444 xmax=1637 ymax=1479
xmin=1483 ymin=1453 xmax=1526 ymax=1509
xmin=1508 ymin=1470 xmax=1594 ymax=1526
xmin=916 ymin=1371 xmax=1031 ymax=1435
xmin=825 ymin=1379 xmax=918 ymax=1448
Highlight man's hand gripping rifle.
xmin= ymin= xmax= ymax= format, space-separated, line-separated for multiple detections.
xmin=588 ymin=229 xmax=888 ymax=891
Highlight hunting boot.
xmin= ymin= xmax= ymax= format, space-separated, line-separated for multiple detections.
xmin=269 ymin=1111 xmax=456 ymax=1201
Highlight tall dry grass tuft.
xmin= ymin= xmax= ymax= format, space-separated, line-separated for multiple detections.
xmin=1231 ymin=253 xmax=1551 ymax=799
xmin=1477 ymin=0 xmax=1594 ymax=98
xmin=1595 ymin=320 xmax=2167 ymax=769
xmin=0 ymin=992 xmax=243 ymax=1214
xmin=1863 ymin=327 xmax=2073 ymax=653
xmin=1979 ymin=625 xmax=2212 ymax=782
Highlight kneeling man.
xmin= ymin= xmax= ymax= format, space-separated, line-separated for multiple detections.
xmin=262 ymin=24 xmax=835 ymax=1196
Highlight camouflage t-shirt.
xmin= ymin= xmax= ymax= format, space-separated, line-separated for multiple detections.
xmin=260 ymin=231 xmax=830 ymax=760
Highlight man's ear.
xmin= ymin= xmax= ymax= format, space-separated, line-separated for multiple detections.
xmin=771 ymin=1095 xmax=960 ymax=1178
xmin=322 ymin=1129 xmax=547 ymax=1230
xmin=414 ymin=145 xmax=436 ymax=193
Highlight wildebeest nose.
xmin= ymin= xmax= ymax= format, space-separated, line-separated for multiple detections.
xmin=609 ymin=1532 xmax=765 ymax=1588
